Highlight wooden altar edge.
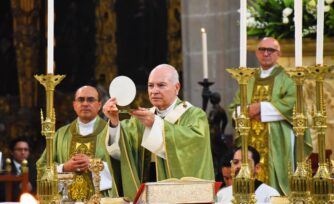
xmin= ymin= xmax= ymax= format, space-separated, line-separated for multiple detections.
xmin=247 ymin=38 xmax=334 ymax=57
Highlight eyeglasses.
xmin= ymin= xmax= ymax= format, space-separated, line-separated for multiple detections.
xmin=258 ymin=47 xmax=278 ymax=54
xmin=75 ymin=97 xmax=98 ymax=103
xmin=14 ymin=148 xmax=29 ymax=152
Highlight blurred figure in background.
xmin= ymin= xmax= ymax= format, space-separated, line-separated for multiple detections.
xmin=218 ymin=146 xmax=280 ymax=204
xmin=0 ymin=136 xmax=36 ymax=201
xmin=216 ymin=150 xmax=233 ymax=202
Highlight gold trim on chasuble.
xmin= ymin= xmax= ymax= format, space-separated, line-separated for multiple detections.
xmin=120 ymin=128 xmax=140 ymax=192
xmin=162 ymin=120 xmax=172 ymax=179
xmin=67 ymin=123 xmax=97 ymax=202
xmin=162 ymin=101 xmax=191 ymax=179
xmin=249 ymin=70 xmax=278 ymax=184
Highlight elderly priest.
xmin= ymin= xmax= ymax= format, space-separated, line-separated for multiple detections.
xmin=103 ymin=64 xmax=215 ymax=200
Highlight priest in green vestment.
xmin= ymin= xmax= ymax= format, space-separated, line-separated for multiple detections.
xmin=228 ymin=37 xmax=312 ymax=195
xmin=37 ymin=86 xmax=121 ymax=201
xmin=103 ymin=64 xmax=215 ymax=200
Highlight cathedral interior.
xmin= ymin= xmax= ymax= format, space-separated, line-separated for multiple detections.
xmin=1 ymin=0 xmax=334 ymax=191
xmin=0 ymin=0 xmax=184 ymax=162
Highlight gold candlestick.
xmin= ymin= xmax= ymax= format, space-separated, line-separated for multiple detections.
xmin=286 ymin=67 xmax=313 ymax=203
xmin=35 ymin=74 xmax=65 ymax=204
xmin=87 ymin=158 xmax=104 ymax=204
xmin=309 ymin=65 xmax=334 ymax=203
xmin=226 ymin=67 xmax=256 ymax=204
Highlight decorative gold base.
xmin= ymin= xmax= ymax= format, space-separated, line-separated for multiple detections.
xmin=232 ymin=194 xmax=256 ymax=204
xmin=311 ymin=164 xmax=334 ymax=203
xmin=289 ymin=162 xmax=313 ymax=203
xmin=37 ymin=165 xmax=61 ymax=204
xmin=232 ymin=177 xmax=256 ymax=204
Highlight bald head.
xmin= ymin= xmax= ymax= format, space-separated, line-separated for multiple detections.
xmin=75 ymin=85 xmax=100 ymax=101
xmin=258 ymin=37 xmax=281 ymax=51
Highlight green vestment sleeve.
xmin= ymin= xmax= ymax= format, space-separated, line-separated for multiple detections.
xmin=118 ymin=100 xmax=215 ymax=200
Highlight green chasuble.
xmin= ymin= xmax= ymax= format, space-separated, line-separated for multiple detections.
xmin=228 ymin=66 xmax=312 ymax=195
xmin=37 ymin=116 xmax=121 ymax=200
xmin=118 ymin=99 xmax=215 ymax=200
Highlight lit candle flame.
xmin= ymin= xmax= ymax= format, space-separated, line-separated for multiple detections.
xmin=20 ymin=193 xmax=38 ymax=204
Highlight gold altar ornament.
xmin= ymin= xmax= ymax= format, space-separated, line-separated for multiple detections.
xmin=87 ymin=159 xmax=104 ymax=204
xmin=286 ymin=67 xmax=313 ymax=203
xmin=226 ymin=67 xmax=256 ymax=204
xmin=309 ymin=65 xmax=334 ymax=203
xmin=35 ymin=74 xmax=65 ymax=204
xmin=87 ymin=158 xmax=104 ymax=204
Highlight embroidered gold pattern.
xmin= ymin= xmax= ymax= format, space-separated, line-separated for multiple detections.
xmin=68 ymin=174 xmax=93 ymax=202
xmin=67 ymin=123 xmax=97 ymax=202
xmin=249 ymin=70 xmax=277 ymax=184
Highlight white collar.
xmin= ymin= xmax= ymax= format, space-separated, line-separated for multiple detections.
xmin=77 ymin=117 xmax=97 ymax=136
xmin=155 ymin=98 xmax=178 ymax=118
xmin=78 ymin=117 xmax=97 ymax=126
xmin=260 ymin=65 xmax=276 ymax=78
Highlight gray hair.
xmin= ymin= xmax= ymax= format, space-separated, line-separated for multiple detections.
xmin=151 ymin=64 xmax=179 ymax=85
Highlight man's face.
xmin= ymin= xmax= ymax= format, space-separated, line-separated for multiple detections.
xmin=11 ymin=141 xmax=30 ymax=163
xmin=73 ymin=86 xmax=101 ymax=123
xmin=222 ymin=167 xmax=233 ymax=186
xmin=148 ymin=69 xmax=180 ymax=110
xmin=232 ymin=150 xmax=255 ymax=176
xmin=255 ymin=38 xmax=281 ymax=69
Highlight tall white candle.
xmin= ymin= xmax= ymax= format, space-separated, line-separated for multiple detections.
xmin=240 ymin=0 xmax=247 ymax=67
xmin=316 ymin=0 xmax=324 ymax=65
xmin=294 ymin=0 xmax=303 ymax=67
xmin=47 ymin=0 xmax=54 ymax=74
xmin=201 ymin=28 xmax=208 ymax=79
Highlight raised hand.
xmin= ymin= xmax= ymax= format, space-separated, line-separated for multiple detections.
xmin=102 ymin=97 xmax=120 ymax=127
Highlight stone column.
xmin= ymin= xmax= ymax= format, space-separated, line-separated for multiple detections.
xmin=181 ymin=0 xmax=257 ymax=134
